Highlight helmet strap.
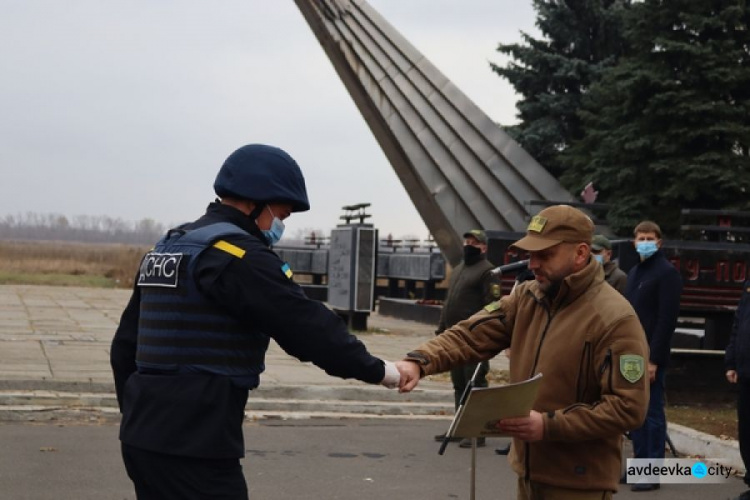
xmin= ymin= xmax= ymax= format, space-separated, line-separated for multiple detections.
xmin=248 ymin=202 xmax=266 ymax=221
xmin=247 ymin=202 xmax=268 ymax=242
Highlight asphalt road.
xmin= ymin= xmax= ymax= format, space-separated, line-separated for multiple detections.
xmin=0 ymin=418 xmax=745 ymax=500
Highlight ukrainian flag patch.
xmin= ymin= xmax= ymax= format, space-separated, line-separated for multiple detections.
xmin=281 ymin=263 xmax=293 ymax=279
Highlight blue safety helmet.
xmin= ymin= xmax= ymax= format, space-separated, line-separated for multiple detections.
xmin=213 ymin=144 xmax=310 ymax=212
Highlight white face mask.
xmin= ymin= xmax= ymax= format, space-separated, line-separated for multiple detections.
xmin=260 ymin=206 xmax=285 ymax=246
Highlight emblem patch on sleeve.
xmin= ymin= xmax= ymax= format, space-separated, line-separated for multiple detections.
xmin=484 ymin=301 xmax=500 ymax=313
xmin=619 ymin=354 xmax=645 ymax=383
xmin=281 ymin=263 xmax=293 ymax=279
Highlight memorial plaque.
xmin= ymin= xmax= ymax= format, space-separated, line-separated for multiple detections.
xmin=327 ymin=227 xmax=354 ymax=310
xmin=355 ymin=227 xmax=377 ymax=312
xmin=327 ymin=226 xmax=378 ymax=312
xmin=310 ymin=248 xmax=329 ymax=275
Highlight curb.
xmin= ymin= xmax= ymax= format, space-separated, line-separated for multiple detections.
xmin=0 ymin=385 xmax=455 ymax=422
xmin=667 ymin=422 xmax=745 ymax=474
xmin=0 ymin=382 xmax=742 ymax=475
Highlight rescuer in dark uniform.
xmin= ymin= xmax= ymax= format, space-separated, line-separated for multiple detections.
xmin=110 ymin=144 xmax=401 ymax=500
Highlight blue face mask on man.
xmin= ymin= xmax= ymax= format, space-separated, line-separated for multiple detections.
xmin=593 ymin=254 xmax=604 ymax=264
xmin=260 ymin=206 xmax=285 ymax=246
xmin=635 ymin=240 xmax=658 ymax=259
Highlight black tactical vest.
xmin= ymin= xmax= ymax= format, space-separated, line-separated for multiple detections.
xmin=135 ymin=222 xmax=269 ymax=389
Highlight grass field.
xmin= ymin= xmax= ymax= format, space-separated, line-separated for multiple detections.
xmin=0 ymin=240 xmax=147 ymax=289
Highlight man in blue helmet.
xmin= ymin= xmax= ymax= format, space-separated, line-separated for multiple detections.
xmin=110 ymin=144 xmax=401 ymax=500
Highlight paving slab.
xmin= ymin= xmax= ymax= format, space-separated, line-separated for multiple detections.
xmin=0 ymin=284 xmax=460 ymax=390
xmin=0 ymin=284 xmax=743 ymax=479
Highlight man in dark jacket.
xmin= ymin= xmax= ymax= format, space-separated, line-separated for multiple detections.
xmin=591 ymin=234 xmax=627 ymax=294
xmin=624 ymin=220 xmax=683 ymax=492
xmin=110 ymin=144 xmax=401 ymax=500
xmin=434 ymin=229 xmax=501 ymax=447
xmin=725 ymin=281 xmax=750 ymax=500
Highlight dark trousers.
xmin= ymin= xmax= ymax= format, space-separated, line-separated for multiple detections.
xmin=738 ymin=380 xmax=750 ymax=486
xmin=450 ymin=361 xmax=489 ymax=409
xmin=631 ymin=367 xmax=666 ymax=459
xmin=121 ymin=443 xmax=248 ymax=500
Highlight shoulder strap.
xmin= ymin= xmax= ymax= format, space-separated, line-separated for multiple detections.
xmin=177 ymin=222 xmax=249 ymax=246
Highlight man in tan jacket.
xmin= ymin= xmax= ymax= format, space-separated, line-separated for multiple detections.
xmin=591 ymin=234 xmax=627 ymax=295
xmin=396 ymin=205 xmax=649 ymax=499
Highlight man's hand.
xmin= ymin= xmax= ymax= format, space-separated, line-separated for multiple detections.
xmin=380 ymin=360 xmax=401 ymax=389
xmin=648 ymin=362 xmax=657 ymax=383
xmin=727 ymin=369 xmax=738 ymax=384
xmin=498 ymin=410 xmax=544 ymax=442
xmin=394 ymin=360 xmax=421 ymax=393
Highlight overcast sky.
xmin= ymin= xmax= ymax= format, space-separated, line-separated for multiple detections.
xmin=1 ymin=1 xmax=539 ymax=241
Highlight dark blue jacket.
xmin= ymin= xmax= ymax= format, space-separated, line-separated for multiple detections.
xmin=625 ymin=250 xmax=683 ymax=367
xmin=725 ymin=281 xmax=750 ymax=380
xmin=111 ymin=202 xmax=386 ymax=459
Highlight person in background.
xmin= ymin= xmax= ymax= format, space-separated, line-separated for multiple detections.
xmin=397 ymin=205 xmax=649 ymax=499
xmin=624 ymin=220 xmax=683 ymax=492
xmin=725 ymin=280 xmax=750 ymax=500
xmin=110 ymin=144 xmax=401 ymax=500
xmin=434 ymin=229 xmax=502 ymax=448
xmin=591 ymin=234 xmax=627 ymax=294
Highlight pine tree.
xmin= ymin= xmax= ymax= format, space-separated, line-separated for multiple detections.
xmin=562 ymin=0 xmax=750 ymax=234
xmin=492 ymin=0 xmax=630 ymax=179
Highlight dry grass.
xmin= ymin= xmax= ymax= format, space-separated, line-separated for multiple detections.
xmin=0 ymin=240 xmax=147 ymax=288
xmin=667 ymin=402 xmax=738 ymax=440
